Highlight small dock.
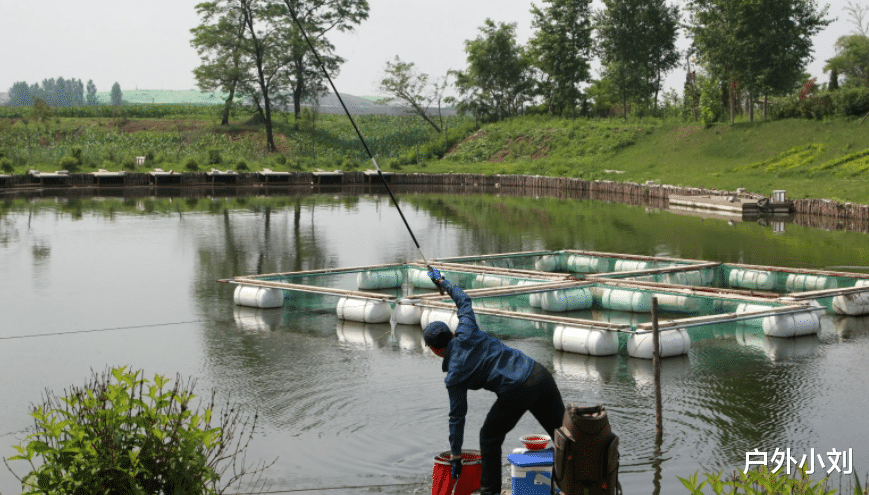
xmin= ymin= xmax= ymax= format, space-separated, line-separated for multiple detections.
xmin=669 ymin=190 xmax=793 ymax=216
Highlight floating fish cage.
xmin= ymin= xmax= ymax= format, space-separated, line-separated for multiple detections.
xmin=223 ymin=250 xmax=869 ymax=360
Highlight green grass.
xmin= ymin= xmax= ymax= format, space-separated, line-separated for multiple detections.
xmin=0 ymin=104 xmax=470 ymax=175
xmin=3 ymin=105 xmax=869 ymax=204
xmin=400 ymin=116 xmax=869 ymax=204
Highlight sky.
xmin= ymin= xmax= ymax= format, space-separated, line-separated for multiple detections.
xmin=0 ymin=0 xmax=858 ymax=100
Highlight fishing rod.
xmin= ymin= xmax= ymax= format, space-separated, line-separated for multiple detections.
xmin=286 ymin=5 xmax=440 ymax=284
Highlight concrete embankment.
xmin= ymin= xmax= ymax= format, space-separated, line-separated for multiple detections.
xmin=2 ymin=171 xmax=868 ymax=231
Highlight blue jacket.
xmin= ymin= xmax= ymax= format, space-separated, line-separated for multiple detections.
xmin=438 ymin=279 xmax=536 ymax=456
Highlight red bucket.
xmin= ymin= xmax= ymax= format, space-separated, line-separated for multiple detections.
xmin=432 ymin=450 xmax=482 ymax=495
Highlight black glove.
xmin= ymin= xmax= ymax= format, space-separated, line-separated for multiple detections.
xmin=428 ymin=267 xmax=445 ymax=286
xmin=450 ymin=457 xmax=462 ymax=479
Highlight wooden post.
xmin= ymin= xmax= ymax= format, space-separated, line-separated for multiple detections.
xmin=651 ymin=296 xmax=663 ymax=441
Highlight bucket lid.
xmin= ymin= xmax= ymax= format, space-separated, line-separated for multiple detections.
xmin=507 ymin=449 xmax=554 ymax=467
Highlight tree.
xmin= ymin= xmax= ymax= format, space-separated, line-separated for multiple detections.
xmin=825 ymin=35 xmax=869 ymax=88
xmin=110 ymin=82 xmax=123 ymax=106
xmin=377 ymin=55 xmax=446 ymax=132
xmin=86 ymin=79 xmax=99 ymax=105
xmin=687 ymin=0 xmax=829 ymax=122
xmin=8 ymin=81 xmax=34 ymax=107
xmin=451 ymin=19 xmax=534 ymax=122
xmin=192 ymin=0 xmax=368 ymax=152
xmin=279 ymin=0 xmax=368 ymax=123
xmin=191 ymin=1 xmax=252 ymax=125
xmin=596 ymin=0 xmax=680 ymax=119
xmin=528 ymin=0 xmax=594 ymax=116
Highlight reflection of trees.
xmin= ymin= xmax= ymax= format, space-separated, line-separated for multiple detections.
xmin=407 ymin=194 xmax=869 ymax=267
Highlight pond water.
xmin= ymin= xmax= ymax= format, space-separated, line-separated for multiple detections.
xmin=1 ymin=191 xmax=868 ymax=495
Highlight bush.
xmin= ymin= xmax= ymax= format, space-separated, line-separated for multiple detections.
xmin=58 ymin=155 xmax=80 ymax=173
xmin=679 ymin=465 xmax=837 ymax=495
xmin=185 ymin=157 xmax=199 ymax=172
xmin=235 ymin=159 xmax=249 ymax=171
xmin=0 ymin=157 xmax=13 ymax=173
xmin=831 ymin=86 xmax=869 ymax=117
xmin=208 ymin=149 xmax=222 ymax=165
xmin=5 ymin=366 xmax=272 ymax=495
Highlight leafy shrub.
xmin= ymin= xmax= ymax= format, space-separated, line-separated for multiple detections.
xmin=831 ymin=86 xmax=869 ymax=117
xmin=208 ymin=149 xmax=223 ymax=165
xmin=70 ymin=146 xmax=83 ymax=163
xmin=6 ymin=366 xmax=272 ymax=495
xmin=0 ymin=157 xmax=13 ymax=173
xmin=58 ymin=155 xmax=80 ymax=173
xmin=235 ymin=159 xmax=249 ymax=171
xmin=101 ymin=160 xmax=115 ymax=171
xmin=185 ymin=157 xmax=199 ymax=172
xmin=275 ymin=155 xmax=287 ymax=165
xmin=679 ymin=465 xmax=836 ymax=495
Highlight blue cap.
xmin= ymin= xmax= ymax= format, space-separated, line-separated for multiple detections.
xmin=423 ymin=321 xmax=452 ymax=348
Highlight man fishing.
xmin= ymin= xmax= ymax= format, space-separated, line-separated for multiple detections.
xmin=423 ymin=267 xmax=566 ymax=495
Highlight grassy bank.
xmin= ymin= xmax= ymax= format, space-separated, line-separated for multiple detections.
xmin=2 ymin=104 xmax=869 ymax=204
xmin=0 ymin=104 xmax=472 ymax=176
xmin=407 ymin=115 xmax=869 ymax=204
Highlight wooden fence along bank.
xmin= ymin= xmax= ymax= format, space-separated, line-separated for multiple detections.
xmin=2 ymin=170 xmax=868 ymax=232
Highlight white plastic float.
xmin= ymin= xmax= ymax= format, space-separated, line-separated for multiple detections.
xmin=357 ymin=269 xmax=404 ymax=290
xmin=419 ymin=307 xmax=460 ymax=332
xmin=598 ymin=288 xmax=653 ymax=313
xmin=564 ymin=254 xmax=610 ymax=273
xmin=728 ymin=268 xmax=776 ymax=290
xmin=552 ymin=325 xmax=619 ymax=356
xmin=762 ymin=309 xmax=821 ymax=337
xmin=233 ymin=284 xmax=284 ymax=308
xmin=654 ymin=293 xmax=704 ymax=314
xmin=336 ymin=297 xmax=391 ymax=323
xmin=613 ymin=259 xmax=651 ymax=272
xmin=659 ymin=269 xmax=714 ymax=286
xmin=393 ymin=300 xmax=422 ymax=325
xmin=518 ymin=281 xmax=543 ymax=307
xmin=473 ymin=273 xmax=515 ymax=289
xmin=541 ymin=287 xmax=593 ymax=312
xmin=736 ymin=302 xmax=821 ymax=336
xmin=785 ymin=273 xmax=836 ymax=292
xmin=627 ymin=328 xmax=691 ymax=359
xmin=407 ymin=268 xmax=438 ymax=289
xmin=534 ymin=255 xmax=560 ymax=272
xmin=831 ymin=280 xmax=869 ymax=315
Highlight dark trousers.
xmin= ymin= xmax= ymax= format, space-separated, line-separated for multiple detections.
xmin=479 ymin=362 xmax=565 ymax=495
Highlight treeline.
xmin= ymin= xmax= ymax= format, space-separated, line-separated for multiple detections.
xmin=7 ymin=79 xmax=124 ymax=107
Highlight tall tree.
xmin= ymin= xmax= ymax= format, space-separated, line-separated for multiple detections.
xmin=377 ymin=55 xmax=446 ymax=132
xmin=451 ymin=19 xmax=534 ymax=122
xmin=86 ymin=80 xmax=99 ymax=106
xmin=191 ymin=0 xmax=368 ymax=151
xmin=110 ymin=82 xmax=123 ymax=106
xmin=596 ymin=0 xmax=680 ymax=119
xmin=8 ymin=81 xmax=34 ymax=107
xmin=191 ymin=1 xmax=252 ymax=125
xmin=279 ymin=0 xmax=369 ymax=121
xmin=528 ymin=0 xmax=594 ymax=116
xmin=687 ymin=0 xmax=829 ymax=122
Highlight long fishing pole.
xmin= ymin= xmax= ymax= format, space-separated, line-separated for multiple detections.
xmin=286 ymin=5 xmax=438 ymax=277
